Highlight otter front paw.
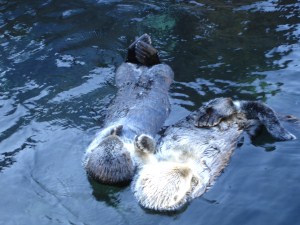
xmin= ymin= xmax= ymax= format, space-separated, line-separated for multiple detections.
xmin=134 ymin=134 xmax=156 ymax=153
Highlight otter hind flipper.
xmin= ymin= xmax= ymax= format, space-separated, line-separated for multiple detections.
xmin=238 ymin=101 xmax=296 ymax=141
xmin=194 ymin=98 xmax=236 ymax=127
xmin=126 ymin=34 xmax=151 ymax=64
xmin=135 ymin=41 xmax=160 ymax=66
xmin=260 ymin=118 xmax=296 ymax=141
xmin=193 ymin=107 xmax=217 ymax=127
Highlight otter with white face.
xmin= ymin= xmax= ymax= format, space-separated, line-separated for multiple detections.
xmin=84 ymin=34 xmax=174 ymax=185
xmin=132 ymin=98 xmax=296 ymax=211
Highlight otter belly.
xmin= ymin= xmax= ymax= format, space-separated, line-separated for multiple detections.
xmin=133 ymin=114 xmax=246 ymax=211
xmin=102 ymin=63 xmax=173 ymax=155
xmin=106 ymin=63 xmax=173 ymax=137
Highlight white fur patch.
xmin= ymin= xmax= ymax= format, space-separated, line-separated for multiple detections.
xmin=133 ymin=162 xmax=192 ymax=210
xmin=233 ymin=100 xmax=241 ymax=111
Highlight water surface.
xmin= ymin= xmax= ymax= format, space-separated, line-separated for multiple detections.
xmin=0 ymin=1 xmax=300 ymax=224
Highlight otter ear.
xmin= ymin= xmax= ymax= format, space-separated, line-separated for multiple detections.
xmin=110 ymin=125 xmax=123 ymax=136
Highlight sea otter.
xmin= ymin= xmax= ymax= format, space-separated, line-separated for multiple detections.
xmin=132 ymin=97 xmax=296 ymax=211
xmin=84 ymin=34 xmax=174 ymax=185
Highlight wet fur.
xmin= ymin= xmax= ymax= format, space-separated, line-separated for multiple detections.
xmin=84 ymin=34 xmax=174 ymax=184
xmin=132 ymin=98 xmax=296 ymax=211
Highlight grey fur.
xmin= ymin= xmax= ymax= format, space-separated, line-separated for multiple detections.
xmin=84 ymin=34 xmax=174 ymax=185
xmin=132 ymin=98 xmax=296 ymax=211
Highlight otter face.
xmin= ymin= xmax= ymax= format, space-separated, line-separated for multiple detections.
xmin=85 ymin=135 xmax=135 ymax=185
xmin=132 ymin=162 xmax=205 ymax=211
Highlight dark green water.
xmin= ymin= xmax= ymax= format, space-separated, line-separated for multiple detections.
xmin=1 ymin=0 xmax=300 ymax=224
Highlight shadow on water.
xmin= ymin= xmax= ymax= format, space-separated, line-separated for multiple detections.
xmin=0 ymin=0 xmax=300 ymax=225
xmin=89 ymin=177 xmax=124 ymax=208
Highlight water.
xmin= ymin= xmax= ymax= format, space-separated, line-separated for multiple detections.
xmin=0 ymin=0 xmax=300 ymax=224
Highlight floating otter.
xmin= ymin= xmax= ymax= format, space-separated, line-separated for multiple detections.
xmin=132 ymin=97 xmax=296 ymax=211
xmin=84 ymin=34 xmax=174 ymax=185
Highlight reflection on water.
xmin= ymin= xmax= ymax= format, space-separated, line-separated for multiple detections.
xmin=0 ymin=0 xmax=300 ymax=224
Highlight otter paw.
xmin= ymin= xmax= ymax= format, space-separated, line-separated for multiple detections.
xmin=134 ymin=134 xmax=156 ymax=153
xmin=135 ymin=41 xmax=160 ymax=66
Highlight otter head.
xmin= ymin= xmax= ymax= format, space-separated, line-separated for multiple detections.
xmin=132 ymin=161 xmax=206 ymax=211
xmin=85 ymin=128 xmax=135 ymax=185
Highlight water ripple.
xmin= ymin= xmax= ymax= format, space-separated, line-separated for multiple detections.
xmin=0 ymin=1 xmax=300 ymax=224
